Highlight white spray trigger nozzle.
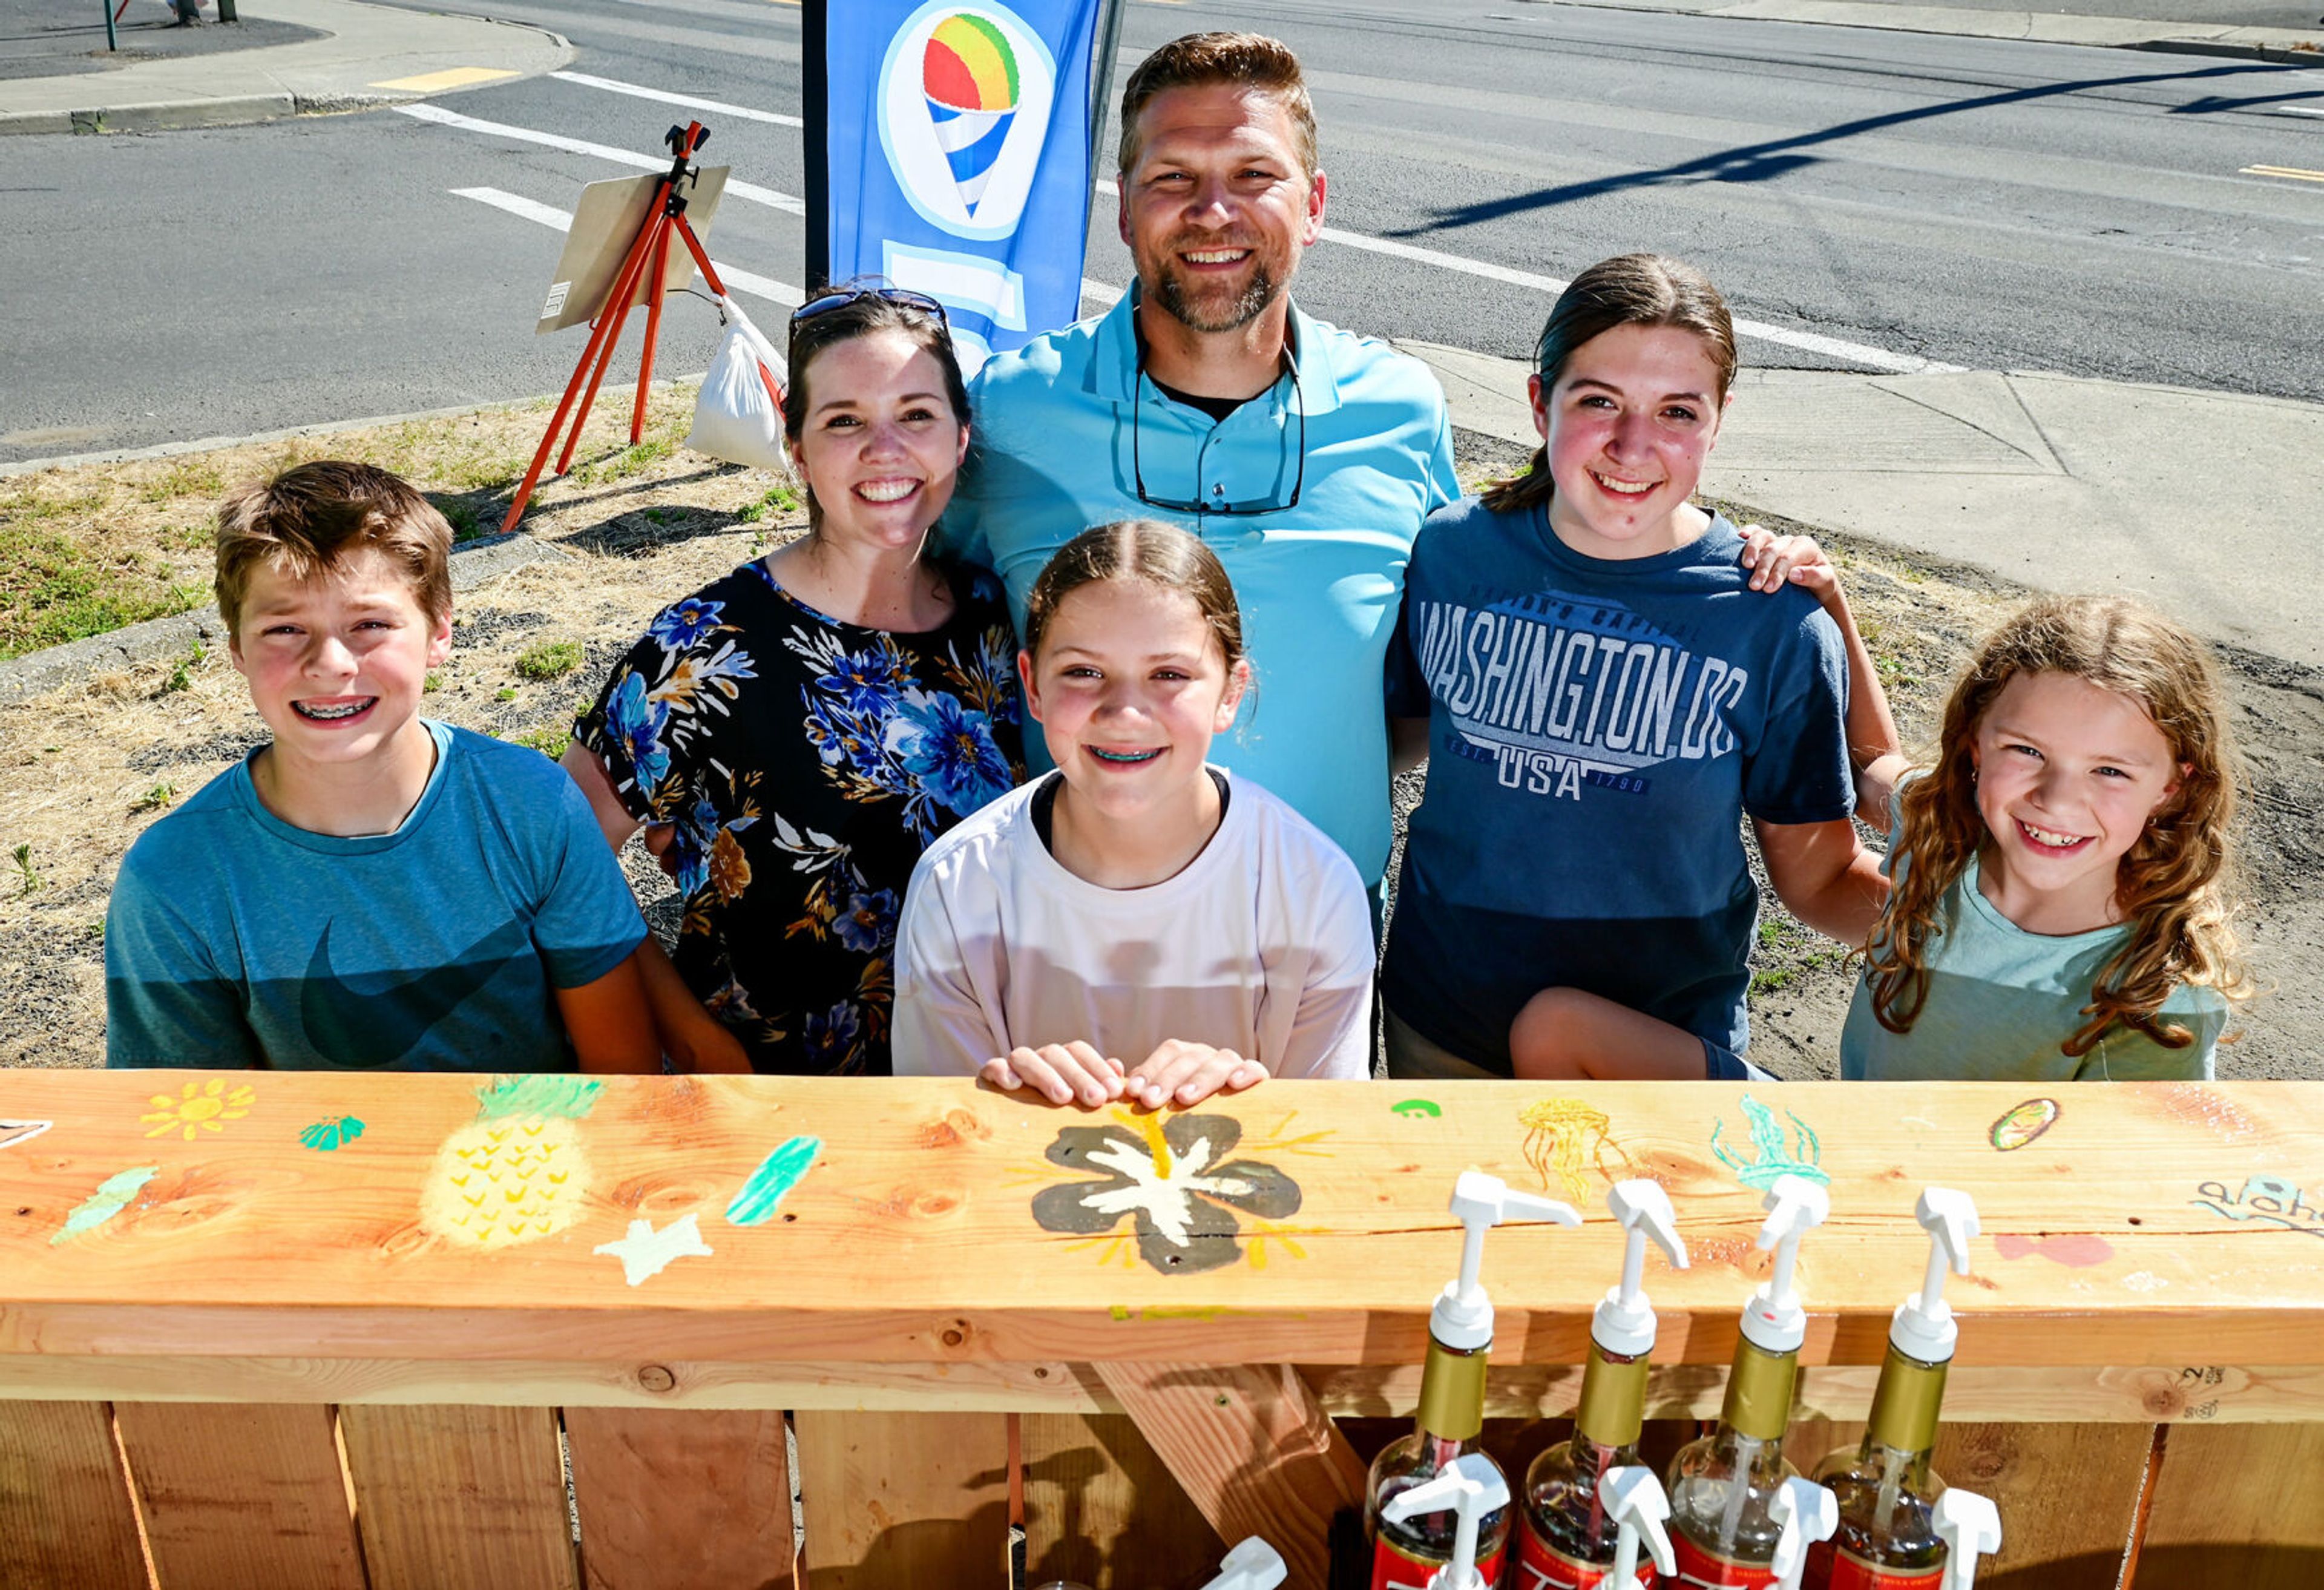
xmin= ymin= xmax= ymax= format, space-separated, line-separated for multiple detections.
xmin=1742 ymin=1175 xmax=1830 ymax=1355
xmin=1933 ymin=1490 xmax=2003 ymax=1590
xmin=1380 ymin=1452 xmax=1508 ymax=1590
xmin=1200 ymin=1537 xmax=1287 ymax=1590
xmin=1768 ymin=1477 xmax=1839 ymax=1590
xmin=1891 ymin=1188 xmax=1980 ymax=1364
xmin=1601 ymin=1466 xmax=1676 ymax=1590
xmin=1594 ymin=1180 xmax=1688 ymax=1357
xmin=1435 ymin=1171 xmax=1581 ymax=1352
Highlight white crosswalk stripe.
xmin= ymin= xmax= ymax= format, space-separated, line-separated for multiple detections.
xmin=396 ymin=103 xmax=804 ymax=214
xmin=550 ymin=70 xmax=805 ymax=129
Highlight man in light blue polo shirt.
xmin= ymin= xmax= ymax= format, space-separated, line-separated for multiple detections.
xmin=943 ymin=30 xmax=1458 ymax=892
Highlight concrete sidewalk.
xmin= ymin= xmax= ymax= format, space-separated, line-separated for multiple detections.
xmin=0 ymin=0 xmax=567 ymax=135
xmin=1537 ymin=0 xmax=2323 ymax=63
xmin=1407 ymin=341 xmax=2324 ymax=671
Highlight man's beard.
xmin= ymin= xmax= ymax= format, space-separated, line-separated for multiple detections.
xmin=1144 ymin=243 xmax=1287 ymax=334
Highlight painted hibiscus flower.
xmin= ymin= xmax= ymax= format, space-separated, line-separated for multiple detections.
xmin=1031 ymin=1113 xmax=1302 ymax=1275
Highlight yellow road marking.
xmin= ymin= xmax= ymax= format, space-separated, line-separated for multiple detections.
xmin=2242 ymin=164 xmax=2324 ymax=185
xmin=372 ymin=67 xmax=522 ymax=93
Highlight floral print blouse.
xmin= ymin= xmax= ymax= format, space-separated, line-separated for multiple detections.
xmin=577 ymin=558 xmax=1024 ymax=1074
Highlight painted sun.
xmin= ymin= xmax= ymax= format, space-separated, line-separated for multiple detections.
xmin=141 ymin=1079 xmax=257 ymax=1141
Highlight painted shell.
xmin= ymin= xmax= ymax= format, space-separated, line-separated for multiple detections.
xmin=1990 ymin=1098 xmax=2060 ymax=1152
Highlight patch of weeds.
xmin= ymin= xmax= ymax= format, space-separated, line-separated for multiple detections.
xmin=514 ymin=639 xmax=583 ymax=682
xmin=0 ymin=524 xmax=209 ymax=660
xmin=573 ymin=438 xmax=674 ymax=486
xmin=159 ymin=522 xmax=213 ymax=553
xmin=140 ymin=460 xmax=226 ymax=504
xmin=160 ymin=643 xmax=207 ymax=695
xmin=438 ymin=498 xmax=484 ymax=542
xmin=736 ymin=484 xmax=800 ymax=524
xmin=10 ymin=844 xmax=38 ymax=898
xmin=133 ymin=781 xmax=176 ymax=813
xmin=423 ymin=671 xmax=444 ymax=693
xmin=1750 ymin=967 xmax=1794 ymax=997
xmin=512 ymin=724 xmax=570 ymax=757
xmin=496 ymin=686 xmax=519 ymax=703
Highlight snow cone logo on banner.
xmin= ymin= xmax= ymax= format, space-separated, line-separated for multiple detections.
xmin=879 ymin=2 xmax=1056 ymax=240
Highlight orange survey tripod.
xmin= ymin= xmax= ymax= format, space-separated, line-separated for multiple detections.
xmin=502 ymin=121 xmax=732 ymax=534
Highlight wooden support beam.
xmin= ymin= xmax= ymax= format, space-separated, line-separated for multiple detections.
xmin=2137 ymin=1425 xmax=2324 ymax=1589
xmin=0 ymin=1401 xmax=150 ymax=1590
xmin=113 ymin=1402 xmax=365 ymax=1590
xmin=1022 ymin=1412 xmax=1224 ymax=1589
xmin=793 ymin=1410 xmax=1008 ymax=1589
xmin=338 ymin=1403 xmax=578 ymax=1590
xmin=565 ymin=1407 xmax=794 ymax=1590
xmin=1093 ymin=1362 xmax=1365 ymax=1590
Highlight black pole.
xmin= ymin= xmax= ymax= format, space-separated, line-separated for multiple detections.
xmin=102 ymin=0 xmax=116 ymax=51
xmin=1085 ymin=0 xmax=1126 ymax=218
xmin=801 ymin=0 xmax=830 ymax=294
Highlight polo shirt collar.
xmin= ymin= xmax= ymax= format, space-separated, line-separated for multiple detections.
xmin=1087 ymin=284 xmax=1345 ymax=418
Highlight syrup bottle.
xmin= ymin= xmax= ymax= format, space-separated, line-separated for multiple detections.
xmin=1516 ymin=1181 xmax=1689 ymax=1589
xmin=1381 ymin=1451 xmax=1511 ymax=1590
xmin=1367 ymin=1171 xmax=1581 ymax=1590
xmin=1802 ymin=1190 xmax=1981 ymax=1590
xmin=1667 ymin=1176 xmax=1833 ymax=1586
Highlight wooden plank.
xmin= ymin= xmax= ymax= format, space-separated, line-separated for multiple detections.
xmin=793 ymin=1410 xmax=1006 ymax=1590
xmin=1093 ymin=1361 xmax=1365 ymax=1590
xmin=0 ymin=1355 xmax=1099 ymax=1414
xmin=6 ymin=1076 xmax=2324 ymax=1372
xmin=1783 ymin=1419 xmax=2149 ymax=1588
xmin=2138 ymin=1424 xmax=2324 ymax=1589
xmin=1302 ymin=1361 xmax=2324 ymax=1425
xmin=338 ymin=1402 xmax=576 ymax=1590
xmin=565 ymin=1407 xmax=793 ymax=1590
xmin=1021 ymin=1413 xmax=1222 ymax=1590
xmin=113 ymin=1402 xmax=365 ymax=1590
xmin=0 ymin=1401 xmax=150 ymax=1590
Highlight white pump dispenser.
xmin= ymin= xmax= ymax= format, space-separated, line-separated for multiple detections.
xmin=1434 ymin=1171 xmax=1581 ymax=1352
xmin=1198 ymin=1538 xmax=1287 ymax=1590
xmin=1381 ymin=1451 xmax=1508 ymax=1590
xmin=1767 ymin=1476 xmax=1839 ymax=1590
xmin=1740 ymin=1174 xmax=1830 ymax=1355
xmin=1932 ymin=1490 xmax=2003 ymax=1590
xmin=1891 ymin=1188 xmax=1980 ymax=1365
xmin=1601 ymin=1466 xmax=1678 ymax=1590
xmin=1592 ymin=1180 xmax=1689 ymax=1358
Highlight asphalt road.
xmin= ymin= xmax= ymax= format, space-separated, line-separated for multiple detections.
xmin=3 ymin=0 xmax=2322 ymax=463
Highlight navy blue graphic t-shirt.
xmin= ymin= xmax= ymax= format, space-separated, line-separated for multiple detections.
xmin=1382 ymin=499 xmax=1853 ymax=1072
xmin=105 ymin=721 xmax=646 ymax=1071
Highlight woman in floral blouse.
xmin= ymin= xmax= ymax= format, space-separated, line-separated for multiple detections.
xmin=563 ymin=289 xmax=1024 ymax=1074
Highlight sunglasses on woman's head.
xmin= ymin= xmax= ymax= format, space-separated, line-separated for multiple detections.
xmin=789 ymin=286 xmax=950 ymax=332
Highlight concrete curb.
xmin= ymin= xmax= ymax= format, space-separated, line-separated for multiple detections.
xmin=0 ymin=531 xmax=570 ymax=708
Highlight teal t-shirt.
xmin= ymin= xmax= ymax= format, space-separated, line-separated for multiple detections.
xmin=105 ymin=721 xmax=646 ymax=1071
xmin=1842 ymin=782 xmax=2227 ymax=1081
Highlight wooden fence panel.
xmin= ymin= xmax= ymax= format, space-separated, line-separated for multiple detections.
xmin=793 ymin=1410 xmax=1007 ymax=1590
xmin=338 ymin=1404 xmax=576 ymax=1590
xmin=565 ymin=1406 xmax=794 ymax=1590
xmin=1784 ymin=1418 xmax=2148 ymax=1588
xmin=2138 ymin=1424 xmax=2324 ymax=1589
xmin=0 ymin=1401 xmax=151 ymax=1590
xmin=1021 ymin=1413 xmax=1222 ymax=1590
xmin=113 ymin=1402 xmax=365 ymax=1590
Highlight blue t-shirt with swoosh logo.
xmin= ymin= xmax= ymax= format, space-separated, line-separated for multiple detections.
xmin=105 ymin=721 xmax=646 ymax=1071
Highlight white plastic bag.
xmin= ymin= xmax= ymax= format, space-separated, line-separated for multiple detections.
xmin=687 ymin=295 xmax=789 ymax=471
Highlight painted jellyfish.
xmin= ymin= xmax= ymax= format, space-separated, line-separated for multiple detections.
xmin=922 ymin=13 xmax=1020 ymax=217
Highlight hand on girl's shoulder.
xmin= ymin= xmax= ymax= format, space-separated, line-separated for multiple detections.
xmin=1736 ymin=523 xmax=1840 ymax=599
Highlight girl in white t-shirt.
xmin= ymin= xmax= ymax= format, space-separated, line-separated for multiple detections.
xmin=894 ymin=519 xmax=1374 ymax=1106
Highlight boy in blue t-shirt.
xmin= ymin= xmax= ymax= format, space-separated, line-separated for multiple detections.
xmin=105 ymin=461 xmax=656 ymax=1073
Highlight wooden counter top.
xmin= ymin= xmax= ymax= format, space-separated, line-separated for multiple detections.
xmin=3 ymin=1072 xmax=2319 ymax=1372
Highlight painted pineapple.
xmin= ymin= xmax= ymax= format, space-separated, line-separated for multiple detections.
xmin=419 ymin=1074 xmax=601 ymax=1250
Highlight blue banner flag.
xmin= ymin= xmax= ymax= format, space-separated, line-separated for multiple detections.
xmin=812 ymin=1 xmax=1114 ymax=374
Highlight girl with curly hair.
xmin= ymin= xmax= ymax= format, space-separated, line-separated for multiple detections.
xmin=1845 ymin=594 xmax=2249 ymax=1080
